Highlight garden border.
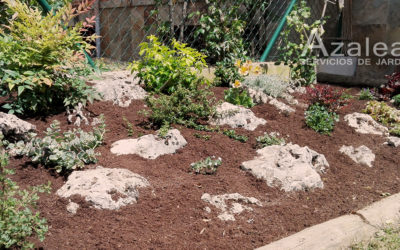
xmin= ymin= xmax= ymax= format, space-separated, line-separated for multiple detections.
xmin=257 ymin=192 xmax=400 ymax=250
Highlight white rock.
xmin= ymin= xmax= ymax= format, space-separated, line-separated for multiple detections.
xmin=344 ymin=113 xmax=389 ymax=136
xmin=0 ymin=112 xmax=36 ymax=141
xmin=66 ymin=201 xmax=80 ymax=214
xmin=339 ymin=145 xmax=375 ymax=167
xmin=90 ymin=71 xmax=147 ymax=107
xmin=57 ymin=166 xmax=149 ymax=210
xmin=247 ymin=88 xmax=271 ymax=104
xmin=201 ymin=193 xmax=262 ymax=221
xmin=110 ymin=129 xmax=187 ymax=159
xmin=269 ymin=98 xmax=295 ymax=115
xmin=209 ymin=102 xmax=266 ymax=131
xmin=241 ymin=144 xmax=329 ymax=192
xmin=387 ymin=136 xmax=400 ymax=147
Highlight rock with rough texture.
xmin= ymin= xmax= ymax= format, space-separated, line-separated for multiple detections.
xmin=247 ymin=88 xmax=271 ymax=104
xmin=66 ymin=202 xmax=80 ymax=214
xmin=387 ymin=136 xmax=400 ymax=147
xmin=90 ymin=71 xmax=147 ymax=107
xmin=209 ymin=102 xmax=266 ymax=131
xmin=269 ymin=98 xmax=295 ymax=115
xmin=344 ymin=113 xmax=389 ymax=136
xmin=241 ymin=144 xmax=329 ymax=192
xmin=201 ymin=193 xmax=262 ymax=221
xmin=110 ymin=129 xmax=187 ymax=159
xmin=57 ymin=166 xmax=149 ymax=210
xmin=339 ymin=145 xmax=375 ymax=167
xmin=0 ymin=112 xmax=36 ymax=140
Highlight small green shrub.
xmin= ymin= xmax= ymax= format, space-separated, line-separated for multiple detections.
xmin=305 ymin=104 xmax=339 ymax=135
xmin=0 ymin=133 xmax=51 ymax=249
xmin=242 ymin=75 xmax=289 ymax=98
xmin=223 ymin=129 xmax=248 ymax=142
xmin=359 ymin=88 xmax=375 ymax=100
xmin=144 ymin=82 xmax=216 ymax=129
xmin=9 ymin=116 xmax=106 ymax=173
xmin=256 ymin=132 xmax=285 ymax=148
xmin=0 ymin=0 xmax=100 ymax=115
xmin=224 ymin=86 xmax=254 ymax=108
xmin=393 ymin=94 xmax=400 ymax=107
xmin=129 ymin=35 xmax=207 ymax=94
xmin=190 ymin=156 xmax=222 ymax=175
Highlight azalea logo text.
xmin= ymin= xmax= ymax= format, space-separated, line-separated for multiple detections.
xmin=302 ymin=32 xmax=400 ymax=66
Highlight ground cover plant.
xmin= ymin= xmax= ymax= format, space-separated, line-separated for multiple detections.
xmin=223 ymin=129 xmax=248 ymax=142
xmin=256 ymin=132 xmax=285 ymax=148
xmin=305 ymin=103 xmax=339 ymax=135
xmin=359 ymin=88 xmax=375 ymax=101
xmin=363 ymin=101 xmax=400 ymax=136
xmin=351 ymin=225 xmax=400 ymax=250
xmin=190 ymin=156 xmax=222 ymax=175
xmin=242 ymin=75 xmax=289 ymax=98
xmin=0 ymin=0 xmax=100 ymax=115
xmin=0 ymin=133 xmax=50 ymax=249
xmin=8 ymin=116 xmax=106 ymax=173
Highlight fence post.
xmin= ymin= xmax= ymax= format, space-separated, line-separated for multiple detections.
xmin=260 ymin=0 xmax=297 ymax=62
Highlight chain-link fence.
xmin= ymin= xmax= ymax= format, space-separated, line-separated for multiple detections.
xmin=76 ymin=0 xmax=341 ymax=63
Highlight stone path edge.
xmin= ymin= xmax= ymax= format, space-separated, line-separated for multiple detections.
xmin=257 ymin=193 xmax=400 ymax=250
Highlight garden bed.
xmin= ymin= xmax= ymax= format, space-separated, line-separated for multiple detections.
xmin=6 ymin=85 xmax=400 ymax=249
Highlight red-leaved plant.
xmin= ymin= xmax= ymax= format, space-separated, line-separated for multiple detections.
xmin=305 ymin=85 xmax=349 ymax=112
xmin=379 ymin=72 xmax=400 ymax=100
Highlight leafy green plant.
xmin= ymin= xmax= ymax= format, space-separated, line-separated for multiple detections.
xmin=224 ymin=85 xmax=254 ymax=108
xmin=144 ymin=82 xmax=216 ymax=130
xmin=193 ymin=0 xmax=247 ymax=86
xmin=363 ymin=101 xmax=400 ymax=127
xmin=256 ymin=132 xmax=285 ymax=148
xmin=223 ymin=129 xmax=248 ymax=142
xmin=123 ymin=116 xmax=134 ymax=137
xmin=242 ymin=75 xmax=289 ymax=98
xmin=393 ymin=94 xmax=400 ymax=107
xmin=8 ymin=116 xmax=106 ymax=173
xmin=0 ymin=133 xmax=51 ymax=249
xmin=190 ymin=156 xmax=222 ymax=175
xmin=305 ymin=104 xmax=339 ymax=135
xmin=359 ymin=88 xmax=375 ymax=101
xmin=277 ymin=0 xmax=324 ymax=86
xmin=129 ymin=35 xmax=207 ymax=94
xmin=194 ymin=133 xmax=211 ymax=141
xmin=390 ymin=124 xmax=400 ymax=137
xmin=0 ymin=0 xmax=100 ymax=115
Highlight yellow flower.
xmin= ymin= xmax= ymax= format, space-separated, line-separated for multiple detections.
xmin=239 ymin=65 xmax=250 ymax=76
xmin=235 ymin=60 xmax=242 ymax=68
xmin=233 ymin=80 xmax=241 ymax=88
xmin=252 ymin=65 xmax=262 ymax=75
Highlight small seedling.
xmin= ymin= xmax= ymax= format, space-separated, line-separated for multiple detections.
xmin=223 ymin=129 xmax=248 ymax=143
xmin=359 ymin=88 xmax=375 ymax=100
xmin=194 ymin=133 xmax=211 ymax=141
xmin=256 ymin=132 xmax=285 ymax=148
xmin=123 ymin=116 xmax=134 ymax=137
xmin=190 ymin=156 xmax=222 ymax=175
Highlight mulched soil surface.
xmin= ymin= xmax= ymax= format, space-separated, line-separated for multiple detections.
xmin=6 ymin=85 xmax=400 ymax=249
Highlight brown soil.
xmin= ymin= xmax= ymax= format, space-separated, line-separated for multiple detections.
xmin=6 ymin=85 xmax=400 ymax=249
